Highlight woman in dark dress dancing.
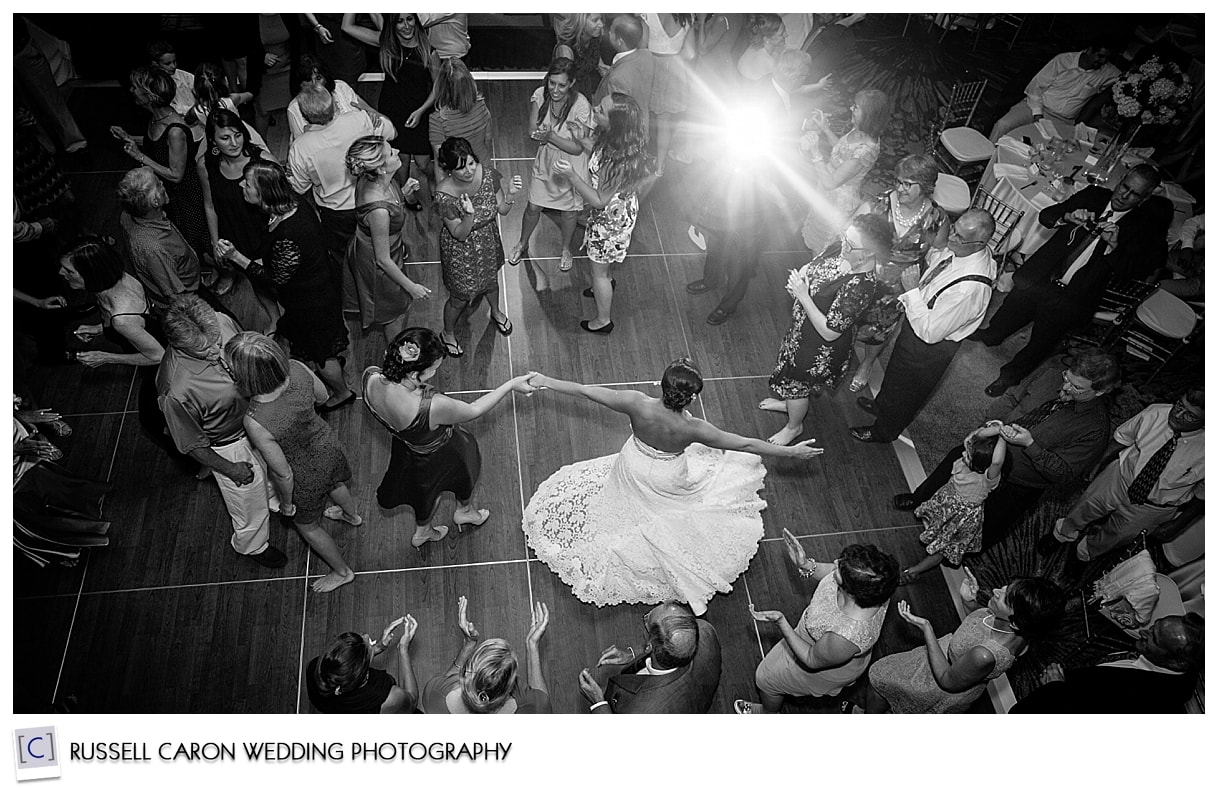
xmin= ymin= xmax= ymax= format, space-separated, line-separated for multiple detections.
xmin=362 ymin=328 xmax=537 ymax=549
xmin=760 ymin=213 xmax=890 ymax=446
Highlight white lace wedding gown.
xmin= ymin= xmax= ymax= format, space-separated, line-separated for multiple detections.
xmin=522 ymin=434 xmax=767 ymax=615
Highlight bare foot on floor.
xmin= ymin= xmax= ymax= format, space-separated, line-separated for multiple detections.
xmin=768 ymin=424 xmax=803 ymax=446
xmin=313 ymin=569 xmax=356 ymax=593
xmin=759 ymin=398 xmax=788 ymax=413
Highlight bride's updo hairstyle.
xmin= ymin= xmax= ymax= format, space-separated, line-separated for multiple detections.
xmin=661 ymin=358 xmax=703 ymax=411
xmin=382 ymin=327 xmax=447 ymax=383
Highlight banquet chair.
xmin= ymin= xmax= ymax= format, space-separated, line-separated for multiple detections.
xmin=971 ymin=185 xmax=1025 ymax=259
xmin=932 ymin=173 xmax=971 ymax=216
xmin=933 ymin=79 xmax=993 ymax=184
xmin=1106 ymin=288 xmax=1202 ymax=383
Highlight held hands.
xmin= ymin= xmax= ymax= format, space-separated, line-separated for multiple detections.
xmin=214 ymin=239 xmax=239 ymax=262
xmin=748 ymin=603 xmax=785 ymax=625
xmin=510 ymin=373 xmax=541 ymax=396
xmin=525 ymin=601 xmax=550 ymax=647
xmin=1000 ymin=424 xmax=1033 ymax=448
xmin=457 ymin=595 xmax=479 ymax=641
xmin=578 ymin=669 xmax=606 ymax=703
xmin=36 ymin=296 xmax=68 ymax=310
xmin=458 ymin=193 xmax=475 ymax=216
xmin=404 ymin=280 xmax=431 ymax=300
xmin=896 ymin=600 xmax=933 ymax=632
xmin=596 ymin=645 xmax=633 ymax=667
xmin=959 ymin=567 xmax=980 ymax=603
xmin=507 ymin=175 xmax=524 ymax=196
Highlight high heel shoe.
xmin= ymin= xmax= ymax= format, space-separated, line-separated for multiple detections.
xmin=453 ymin=508 xmax=491 ymax=533
xmin=411 ymin=524 xmax=449 ymax=550
xmin=506 ymin=242 xmax=527 ymax=266
xmin=559 ymin=250 xmax=574 ymax=272
xmin=580 ymin=320 xmax=614 ymax=335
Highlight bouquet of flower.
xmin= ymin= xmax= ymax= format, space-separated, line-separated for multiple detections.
xmin=1111 ymin=56 xmax=1193 ymax=126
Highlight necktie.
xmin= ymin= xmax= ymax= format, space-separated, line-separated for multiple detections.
xmin=920 ymin=254 xmax=954 ymax=291
xmin=1126 ymin=430 xmax=1181 ymax=505
xmin=1052 ymin=210 xmax=1112 ymax=282
xmin=1015 ymin=398 xmax=1064 ymax=429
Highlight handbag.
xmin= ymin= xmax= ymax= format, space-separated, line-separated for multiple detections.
xmin=1091 ymin=548 xmax=1161 ymax=629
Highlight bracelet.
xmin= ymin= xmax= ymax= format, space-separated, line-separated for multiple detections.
xmin=798 ymin=562 xmax=815 ymax=578
xmin=315 ymin=23 xmax=325 ymax=31
xmin=627 ymin=647 xmax=635 ymax=660
xmin=589 ymin=700 xmax=608 ymax=712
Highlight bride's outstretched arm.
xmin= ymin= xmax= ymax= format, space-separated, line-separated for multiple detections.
xmin=529 ymin=373 xmax=644 ymax=416
xmin=686 ymin=419 xmax=824 ymax=460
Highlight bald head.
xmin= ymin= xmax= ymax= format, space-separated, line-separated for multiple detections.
xmin=646 ymin=602 xmax=699 ymax=669
xmin=610 ymin=14 xmax=644 ymax=51
xmin=1139 ymin=613 xmax=1204 ymax=672
xmin=959 ymin=208 xmax=996 ymax=243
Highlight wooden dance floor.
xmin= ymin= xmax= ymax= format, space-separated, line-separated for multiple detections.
xmin=15 ymin=80 xmax=985 ymax=713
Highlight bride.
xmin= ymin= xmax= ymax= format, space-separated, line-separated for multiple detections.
xmin=523 ymin=358 xmax=822 ymax=615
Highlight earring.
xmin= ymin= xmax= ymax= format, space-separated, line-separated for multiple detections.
xmin=211 ymin=146 xmax=219 ymax=156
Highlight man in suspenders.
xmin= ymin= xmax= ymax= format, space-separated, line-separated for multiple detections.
xmin=851 ymin=209 xmax=996 ymax=444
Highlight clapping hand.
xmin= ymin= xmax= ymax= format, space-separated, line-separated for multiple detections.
xmin=109 ymin=125 xmax=134 ymax=145
xmin=959 ymin=567 xmax=980 ymax=603
xmin=896 ymin=600 xmax=933 ymax=632
xmin=531 ymin=125 xmax=551 ymax=143
xmin=376 ymin=615 xmax=409 ymax=650
xmin=551 ymin=158 xmax=573 ymax=179
xmin=457 ymin=595 xmax=479 ymax=641
xmin=525 ymin=601 xmax=550 ymax=647
xmin=781 ymin=527 xmax=811 ymax=569
xmin=596 ymin=645 xmax=633 ymax=667
xmin=748 ymin=603 xmax=785 ymax=624
xmin=458 ymin=193 xmax=475 ymax=216
xmin=785 ymin=269 xmax=811 ymax=300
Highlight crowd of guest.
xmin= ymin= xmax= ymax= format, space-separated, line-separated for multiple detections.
xmin=12 ymin=13 xmax=1203 ymax=714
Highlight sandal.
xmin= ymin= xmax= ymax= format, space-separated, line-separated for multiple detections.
xmin=45 ymin=419 xmax=73 ymax=437
xmin=324 ymin=505 xmax=363 ymax=526
xmin=507 ymin=242 xmax=527 ymax=266
xmin=559 ymin=250 xmax=574 ymax=272
xmin=733 ymin=699 xmax=760 ymax=715
xmin=453 ymin=507 xmax=491 ymax=533
xmin=441 ymin=335 xmax=464 ymax=358
xmin=492 ymin=314 xmax=513 ymax=336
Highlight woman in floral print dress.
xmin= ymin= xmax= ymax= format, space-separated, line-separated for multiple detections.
xmin=553 ymin=92 xmax=654 ymax=335
xmin=760 ymin=214 xmax=890 ymax=446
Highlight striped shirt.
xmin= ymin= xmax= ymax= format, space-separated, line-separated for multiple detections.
xmin=428 ymin=98 xmax=494 ymax=163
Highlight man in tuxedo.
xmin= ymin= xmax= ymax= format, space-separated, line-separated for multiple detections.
xmin=593 ymin=15 xmax=655 ymax=137
xmin=577 ymin=602 xmax=721 ymax=713
xmin=973 ymin=165 xmax=1173 ymax=396
xmin=686 ymin=49 xmax=813 ymax=325
xmin=851 ymin=209 xmax=997 ymax=443
xmin=1011 ymin=613 xmax=1203 ymax=713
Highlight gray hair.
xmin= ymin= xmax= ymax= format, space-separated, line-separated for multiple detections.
xmin=161 ymin=293 xmax=220 ymax=353
xmin=115 ymin=167 xmax=162 ymax=216
xmin=297 ymin=83 xmax=335 ymax=126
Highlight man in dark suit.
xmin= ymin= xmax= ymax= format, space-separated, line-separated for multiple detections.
xmin=1011 ymin=613 xmax=1203 ymax=713
xmin=972 ymin=165 xmax=1173 ymax=396
xmin=578 ymin=602 xmax=721 ymax=713
xmin=593 ymin=15 xmax=655 ymax=138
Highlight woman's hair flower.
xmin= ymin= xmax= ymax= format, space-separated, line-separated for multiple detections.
xmin=399 ymin=341 xmax=421 ymax=363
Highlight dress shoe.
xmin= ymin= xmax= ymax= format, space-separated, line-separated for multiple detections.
xmin=706 ymin=308 xmax=732 ymax=325
xmin=580 ymin=320 xmax=614 ymax=334
xmin=892 ymin=493 xmax=918 ymax=511
xmin=856 ymin=396 xmax=876 ymax=415
xmin=849 ymin=426 xmax=889 ymax=444
xmin=686 ymin=279 xmax=713 ymax=295
xmin=984 ymin=378 xmax=1015 ymax=397
xmin=247 ymin=544 xmax=287 ymax=568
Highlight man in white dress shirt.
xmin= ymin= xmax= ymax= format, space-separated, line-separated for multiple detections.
xmin=851 ymin=209 xmax=996 ymax=443
xmin=988 ymin=41 xmax=1121 ymax=142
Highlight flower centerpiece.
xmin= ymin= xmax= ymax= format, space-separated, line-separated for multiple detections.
xmin=1112 ymin=55 xmax=1193 ymax=127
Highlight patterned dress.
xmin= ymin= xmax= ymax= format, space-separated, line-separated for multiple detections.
xmin=527 ymin=89 xmax=593 ymax=211
xmin=868 ymin=608 xmax=1017 ymax=713
xmin=584 ymin=149 xmax=640 ymax=265
xmin=436 ymin=165 xmax=505 ymax=301
xmin=914 ymin=457 xmax=1000 ymax=564
xmin=801 ymin=130 xmax=881 ymax=254
xmin=769 ymin=255 xmax=876 ymax=399
xmin=142 ymin=121 xmax=209 ymax=262
xmin=856 ymin=191 xmax=948 ymax=345
xmin=363 ymin=372 xmax=481 ymax=519
xmin=755 ymin=572 xmax=890 ymax=698
xmin=346 ymin=180 xmax=413 ymax=330
xmin=247 ymin=361 xmax=353 ymax=524
xmin=523 ymin=432 xmax=767 ymax=617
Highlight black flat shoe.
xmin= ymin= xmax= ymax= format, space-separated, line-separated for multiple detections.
xmin=580 ymin=320 xmax=614 ymax=334
xmin=317 ymin=391 xmax=357 ymax=413
xmin=582 ymin=279 xmax=617 ymax=298
xmin=686 ymin=279 xmax=713 ymax=295
xmin=706 ymin=308 xmax=732 ymax=325
xmin=856 ymin=396 xmax=876 ymax=415
xmin=893 ymin=493 xmax=917 ymax=511
xmin=984 ymin=378 xmax=1014 ymax=397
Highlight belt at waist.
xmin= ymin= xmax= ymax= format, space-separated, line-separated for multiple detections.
xmin=211 ymin=434 xmax=245 ymax=447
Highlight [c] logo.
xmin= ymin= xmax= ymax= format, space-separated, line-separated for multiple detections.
xmin=12 ymin=726 xmax=61 ymax=781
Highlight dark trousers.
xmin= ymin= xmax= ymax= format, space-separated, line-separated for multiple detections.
xmin=702 ymin=227 xmax=762 ymax=314
xmin=871 ymin=317 xmax=960 ymax=441
xmin=14 ymin=462 xmax=111 ymax=522
xmin=911 ymin=444 xmax=1044 ymax=550
xmin=975 ymin=284 xmax=1092 ymax=384
xmin=318 ymin=205 xmax=359 ymax=313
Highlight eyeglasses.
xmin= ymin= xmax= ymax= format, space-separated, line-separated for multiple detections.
xmin=896 ymin=179 xmax=918 ymax=189
xmin=1061 ymin=371 xmax=1093 ymax=394
xmin=839 ymin=234 xmax=857 ymax=253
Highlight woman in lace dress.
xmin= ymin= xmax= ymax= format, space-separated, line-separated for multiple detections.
xmin=800 ymin=88 xmax=889 ymax=254
xmin=859 ymin=573 xmax=1065 ymax=713
xmin=522 ymin=359 xmax=822 ymax=616
xmin=735 ymin=539 xmax=899 ymax=713
xmin=761 ymin=213 xmax=889 ymax=446
xmin=848 ymin=153 xmax=948 ymax=392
